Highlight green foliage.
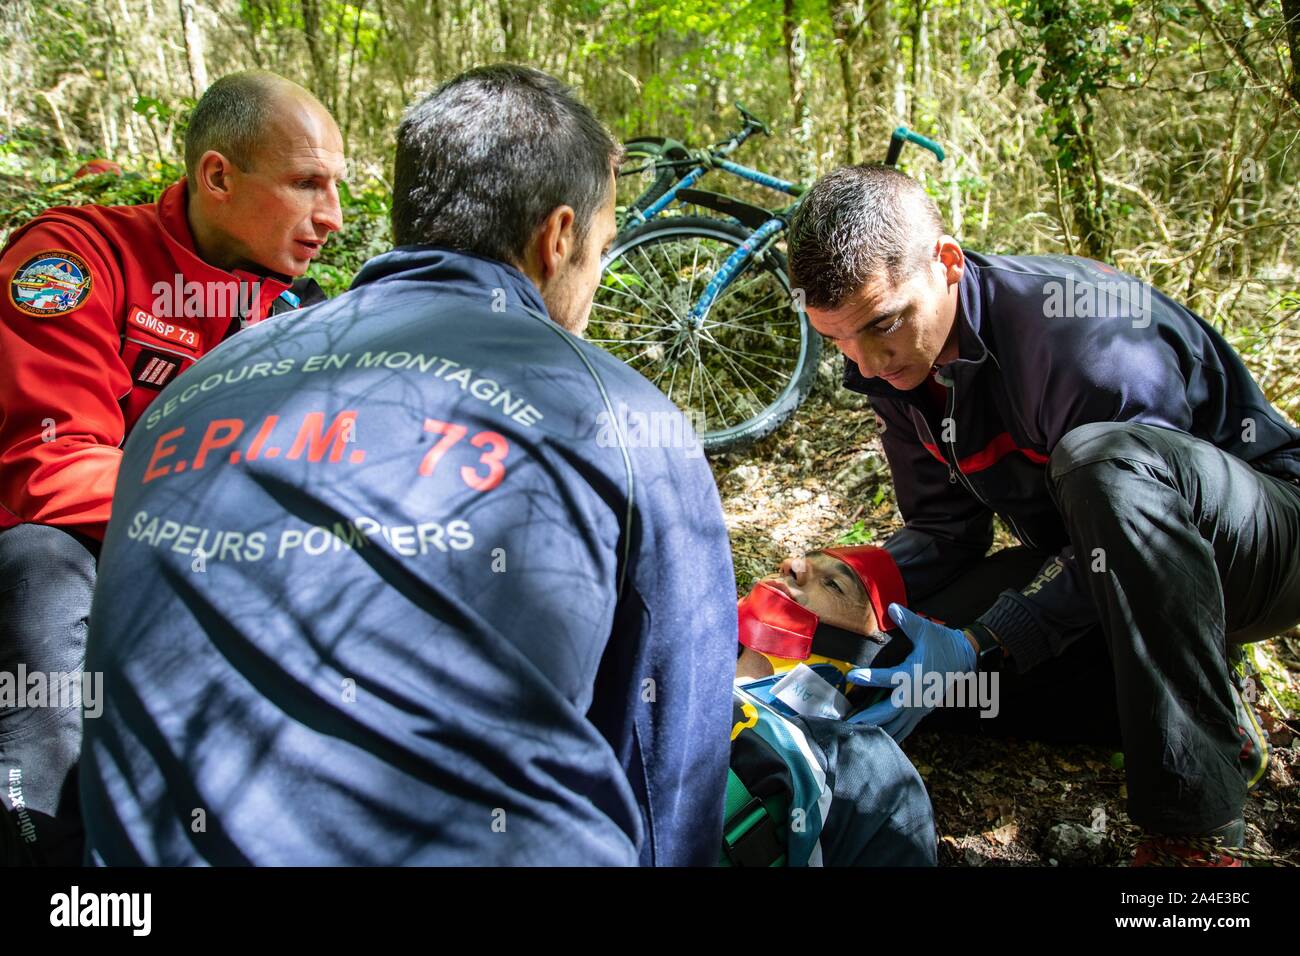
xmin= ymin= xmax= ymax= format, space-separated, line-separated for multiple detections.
xmin=0 ymin=159 xmax=182 ymax=243
xmin=1 ymin=0 xmax=1296 ymax=408
xmin=134 ymin=95 xmax=195 ymax=140
xmin=998 ymin=0 xmax=1146 ymax=108
xmin=834 ymin=519 xmax=876 ymax=545
xmin=307 ymin=178 xmax=391 ymax=296
xmin=994 ymin=0 xmax=1158 ymax=256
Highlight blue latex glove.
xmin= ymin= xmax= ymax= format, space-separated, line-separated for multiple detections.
xmin=845 ymin=603 xmax=977 ymax=743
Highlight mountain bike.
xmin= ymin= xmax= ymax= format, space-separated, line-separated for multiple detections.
xmin=594 ymin=109 xmax=945 ymax=454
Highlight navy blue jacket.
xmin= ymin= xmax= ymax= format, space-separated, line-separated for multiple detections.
xmin=853 ymin=252 xmax=1300 ymax=671
xmin=81 ymin=247 xmax=738 ymax=866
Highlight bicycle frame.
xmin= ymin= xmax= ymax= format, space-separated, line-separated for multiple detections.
xmin=618 ymin=123 xmax=943 ymax=327
xmin=685 ymin=213 xmax=791 ymax=326
xmin=626 ymin=156 xmax=803 ymax=226
xmin=625 ymin=156 xmax=806 ymax=326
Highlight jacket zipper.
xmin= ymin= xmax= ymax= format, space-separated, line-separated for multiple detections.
xmin=941 ymin=375 xmax=1040 ymax=550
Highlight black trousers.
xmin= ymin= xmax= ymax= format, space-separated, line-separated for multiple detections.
xmin=909 ymin=422 xmax=1300 ymax=835
xmin=0 ymin=523 xmax=97 ymax=865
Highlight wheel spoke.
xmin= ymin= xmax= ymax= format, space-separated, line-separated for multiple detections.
xmin=593 ymin=221 xmax=816 ymax=447
xmin=701 ymin=334 xmax=795 ymax=377
xmin=704 ymin=335 xmax=781 ymax=400
xmin=601 ymin=270 xmax=673 ymax=318
xmin=590 ymin=299 xmax=669 ymax=324
xmin=702 ymin=315 xmax=802 ymax=341
xmin=629 ymin=245 xmax=680 ymax=314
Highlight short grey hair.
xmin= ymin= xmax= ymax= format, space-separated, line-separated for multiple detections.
xmin=391 ymin=64 xmax=623 ymax=266
xmin=184 ymin=71 xmax=300 ymax=178
xmin=788 ymin=164 xmax=945 ymax=310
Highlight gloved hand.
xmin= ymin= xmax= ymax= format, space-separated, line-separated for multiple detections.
xmin=845 ymin=603 xmax=977 ymax=743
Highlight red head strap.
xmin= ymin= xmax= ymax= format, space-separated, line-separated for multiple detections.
xmin=820 ymin=545 xmax=908 ymax=630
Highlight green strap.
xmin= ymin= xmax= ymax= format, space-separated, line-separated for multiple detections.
xmin=718 ymin=769 xmax=788 ymax=867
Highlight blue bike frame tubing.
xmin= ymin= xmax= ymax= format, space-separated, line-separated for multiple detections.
xmin=633 ymin=165 xmax=708 ymax=222
xmin=630 ymin=158 xmax=802 ymax=225
xmin=623 ymin=141 xmax=805 ymax=326
xmin=687 ymin=216 xmax=786 ymax=327
xmin=711 ymin=159 xmax=802 ymax=197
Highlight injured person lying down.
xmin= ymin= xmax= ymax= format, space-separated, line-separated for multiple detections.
xmin=721 ymin=545 xmax=935 ymax=867
xmin=735 ymin=544 xmax=911 ymax=685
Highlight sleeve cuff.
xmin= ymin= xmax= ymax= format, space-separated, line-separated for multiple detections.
xmin=974 ymin=592 xmax=1053 ymax=673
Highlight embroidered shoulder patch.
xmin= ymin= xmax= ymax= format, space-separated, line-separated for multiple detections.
xmin=9 ymin=250 xmax=93 ymax=316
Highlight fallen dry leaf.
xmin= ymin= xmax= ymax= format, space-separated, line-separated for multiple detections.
xmin=984 ymin=823 xmax=1018 ymax=846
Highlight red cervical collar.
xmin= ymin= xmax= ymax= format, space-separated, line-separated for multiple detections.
xmin=737 ymin=582 xmax=818 ymax=660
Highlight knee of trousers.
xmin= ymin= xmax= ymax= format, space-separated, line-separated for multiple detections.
xmin=0 ymin=524 xmax=97 ymax=668
xmin=1046 ymin=421 xmax=1170 ymax=500
xmin=0 ymin=524 xmax=97 ymax=587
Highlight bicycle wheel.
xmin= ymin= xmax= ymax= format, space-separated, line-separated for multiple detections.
xmin=591 ymin=215 xmax=821 ymax=454
xmin=616 ymin=138 xmax=683 ymax=229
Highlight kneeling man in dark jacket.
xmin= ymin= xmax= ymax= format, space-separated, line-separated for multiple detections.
xmin=787 ymin=164 xmax=1300 ymax=866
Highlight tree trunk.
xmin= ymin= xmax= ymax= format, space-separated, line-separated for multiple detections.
xmin=177 ymin=0 xmax=209 ymax=98
xmin=342 ymin=0 xmax=366 ymax=151
xmin=829 ymin=0 xmax=865 ymax=163
xmin=39 ymin=91 xmax=74 ymax=157
xmin=299 ymin=0 xmax=332 ymax=109
xmin=909 ymin=0 xmax=928 ymax=127
xmin=1039 ymin=8 xmax=1108 ymax=259
xmin=867 ymin=0 xmax=889 ymax=89
xmin=891 ymin=9 xmax=907 ymax=127
xmin=1285 ymin=0 xmax=1300 ymax=109
xmin=499 ymin=0 xmax=521 ymax=60
xmin=782 ymin=0 xmax=814 ymax=177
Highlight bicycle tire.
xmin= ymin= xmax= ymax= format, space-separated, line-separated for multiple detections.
xmin=617 ymin=138 xmax=684 ymax=227
xmin=593 ymin=215 xmax=821 ymax=455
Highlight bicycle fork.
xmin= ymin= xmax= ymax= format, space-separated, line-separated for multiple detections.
xmin=687 ymin=218 xmax=786 ymax=328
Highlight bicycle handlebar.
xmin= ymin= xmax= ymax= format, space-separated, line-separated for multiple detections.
xmin=735 ymin=103 xmax=771 ymax=136
xmin=712 ymin=102 xmax=771 ymax=157
xmin=886 ymin=126 xmax=946 ymax=166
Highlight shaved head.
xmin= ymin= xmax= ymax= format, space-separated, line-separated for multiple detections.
xmin=184 ymin=71 xmax=330 ymax=179
xmin=789 ymin=164 xmax=946 ymax=311
xmin=183 ymin=70 xmax=345 ymax=278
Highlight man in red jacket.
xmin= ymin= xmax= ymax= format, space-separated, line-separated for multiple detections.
xmin=0 ymin=70 xmax=344 ymax=863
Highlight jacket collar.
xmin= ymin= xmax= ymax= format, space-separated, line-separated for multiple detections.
xmin=155 ymin=179 xmax=292 ymax=320
xmin=843 ymin=255 xmax=992 ymax=400
xmin=350 ymin=245 xmax=550 ymax=318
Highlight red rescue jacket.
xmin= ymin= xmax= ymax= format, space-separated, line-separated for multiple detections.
xmin=0 ymin=179 xmax=310 ymax=539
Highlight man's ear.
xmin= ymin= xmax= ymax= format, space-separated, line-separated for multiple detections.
xmin=192 ymin=150 xmax=237 ymax=204
xmin=533 ymin=205 xmax=576 ymax=281
xmin=936 ymin=235 xmax=964 ymax=285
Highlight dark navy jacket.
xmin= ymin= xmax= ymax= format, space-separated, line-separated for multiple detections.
xmin=81 ymin=247 xmax=738 ymax=866
xmin=853 ymin=252 xmax=1300 ymax=671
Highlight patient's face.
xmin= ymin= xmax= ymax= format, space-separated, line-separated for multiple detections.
xmin=768 ymin=551 xmax=878 ymax=634
xmin=734 ymin=552 xmax=879 ymax=680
